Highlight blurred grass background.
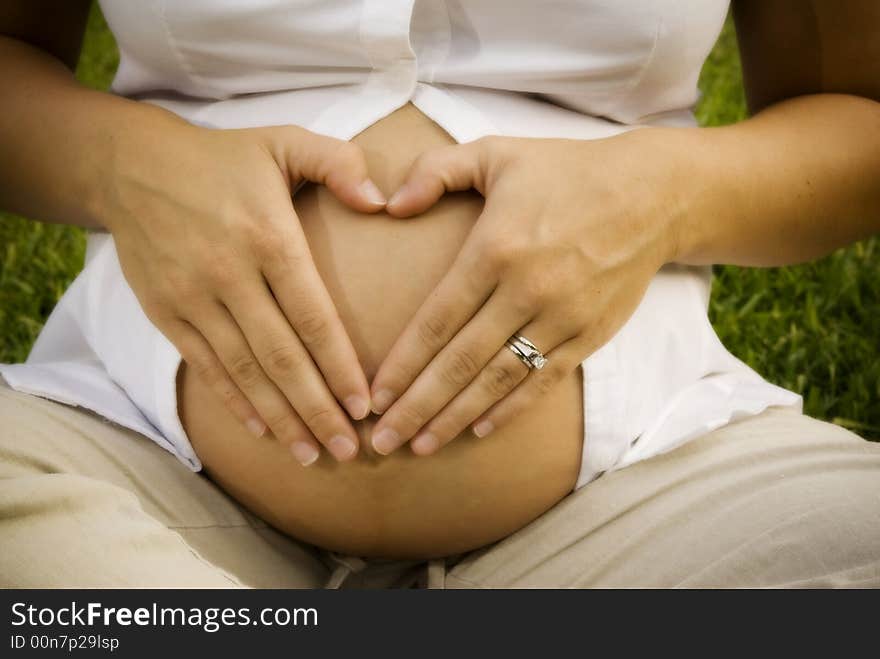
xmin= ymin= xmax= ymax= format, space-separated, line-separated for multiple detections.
xmin=1 ymin=5 xmax=878 ymax=438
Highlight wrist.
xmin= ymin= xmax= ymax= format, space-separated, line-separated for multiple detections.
xmin=638 ymin=124 xmax=733 ymax=266
xmin=86 ymin=101 xmax=196 ymax=232
xmin=607 ymin=125 xmax=703 ymax=268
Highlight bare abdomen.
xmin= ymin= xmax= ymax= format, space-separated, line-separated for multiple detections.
xmin=180 ymin=104 xmax=584 ymax=559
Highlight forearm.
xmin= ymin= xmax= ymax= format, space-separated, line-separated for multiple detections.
xmin=0 ymin=36 xmax=191 ymax=229
xmin=662 ymin=93 xmax=880 ymax=267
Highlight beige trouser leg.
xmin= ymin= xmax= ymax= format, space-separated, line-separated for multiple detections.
xmin=5 ymin=376 xmax=879 ymax=588
xmin=446 ymin=407 xmax=880 ymax=588
xmin=0 ymin=381 xmax=329 ymax=588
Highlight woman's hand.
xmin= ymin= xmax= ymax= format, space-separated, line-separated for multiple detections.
xmin=99 ymin=121 xmax=387 ymax=465
xmin=368 ymin=130 xmax=681 ymax=455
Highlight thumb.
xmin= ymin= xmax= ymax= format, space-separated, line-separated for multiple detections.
xmin=386 ymin=138 xmax=493 ymax=218
xmin=278 ymin=126 xmax=386 ymax=213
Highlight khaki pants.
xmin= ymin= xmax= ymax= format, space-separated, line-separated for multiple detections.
xmin=2 ymin=380 xmax=879 ymax=588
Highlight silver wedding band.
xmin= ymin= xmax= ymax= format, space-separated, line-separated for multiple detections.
xmin=505 ymin=334 xmax=548 ymax=370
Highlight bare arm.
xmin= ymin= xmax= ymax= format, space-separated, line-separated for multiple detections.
xmin=670 ymin=0 xmax=880 ymax=266
xmin=365 ymin=0 xmax=880 ymax=453
xmin=0 ymin=0 xmax=192 ymax=228
xmin=0 ymin=1 xmax=387 ymax=464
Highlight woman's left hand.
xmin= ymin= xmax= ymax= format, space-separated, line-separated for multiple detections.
xmin=368 ymin=130 xmax=684 ymax=456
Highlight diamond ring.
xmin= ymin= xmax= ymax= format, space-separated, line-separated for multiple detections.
xmin=505 ymin=334 xmax=548 ymax=370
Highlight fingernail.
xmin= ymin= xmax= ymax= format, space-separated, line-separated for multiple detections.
xmin=387 ymin=184 xmax=409 ymax=209
xmin=412 ymin=432 xmax=439 ymax=455
xmin=359 ymin=179 xmax=386 ymax=206
xmin=372 ymin=427 xmax=401 ymax=455
xmin=371 ymin=389 xmax=395 ymax=415
xmin=291 ymin=441 xmax=320 ymax=466
xmin=344 ymin=395 xmax=370 ymax=420
xmin=329 ymin=434 xmax=357 ymax=461
xmin=245 ymin=418 xmax=267 ymax=438
xmin=473 ymin=420 xmax=494 ymax=438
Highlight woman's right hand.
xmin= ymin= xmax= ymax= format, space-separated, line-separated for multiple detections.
xmin=97 ymin=119 xmax=386 ymax=465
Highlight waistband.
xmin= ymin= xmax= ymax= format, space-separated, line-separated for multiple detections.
xmin=324 ymin=551 xmax=457 ymax=589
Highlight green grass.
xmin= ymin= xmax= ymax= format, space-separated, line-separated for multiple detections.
xmin=0 ymin=4 xmax=113 ymax=364
xmin=1 ymin=9 xmax=878 ymax=438
xmin=698 ymin=20 xmax=880 ymax=437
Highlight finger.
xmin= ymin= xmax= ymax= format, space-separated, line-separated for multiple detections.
xmin=369 ymin=285 xmax=536 ymax=455
xmin=278 ymin=126 xmax=387 ymax=212
xmin=410 ymin=321 xmax=573 ymax=456
xmin=469 ymin=337 xmax=589 ymax=441
xmin=223 ymin=276 xmax=361 ymax=462
xmin=369 ymin=238 xmax=497 ymax=417
xmin=162 ymin=318 xmax=266 ymax=438
xmin=386 ymin=138 xmax=496 ymax=217
xmin=257 ymin=220 xmax=372 ymax=422
xmin=189 ymin=302 xmax=323 ymax=466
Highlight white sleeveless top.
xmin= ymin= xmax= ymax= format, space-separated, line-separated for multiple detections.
xmin=0 ymin=0 xmax=800 ymax=488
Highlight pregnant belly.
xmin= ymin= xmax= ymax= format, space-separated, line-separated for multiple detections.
xmin=179 ymin=104 xmax=584 ymax=559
